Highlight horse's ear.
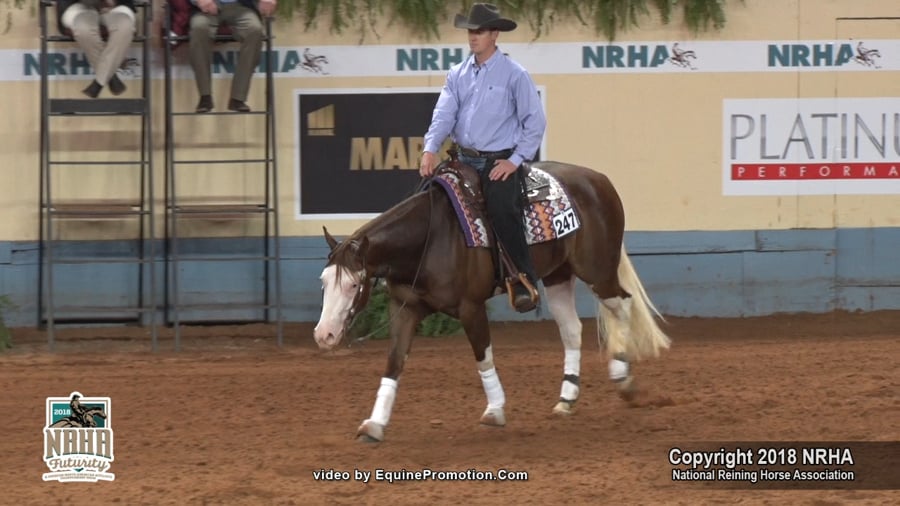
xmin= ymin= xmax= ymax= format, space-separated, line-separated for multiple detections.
xmin=323 ymin=226 xmax=338 ymax=251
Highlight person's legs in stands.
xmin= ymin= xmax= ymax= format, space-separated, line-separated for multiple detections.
xmin=97 ymin=7 xmax=135 ymax=96
xmin=63 ymin=5 xmax=105 ymax=98
xmin=189 ymin=12 xmax=219 ymax=112
xmin=220 ymin=3 xmax=263 ymax=111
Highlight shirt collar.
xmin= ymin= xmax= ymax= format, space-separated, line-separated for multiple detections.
xmin=469 ymin=47 xmax=503 ymax=72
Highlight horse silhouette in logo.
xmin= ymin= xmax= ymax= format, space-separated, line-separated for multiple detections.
xmin=50 ymin=393 xmax=107 ymax=428
xmin=301 ymin=48 xmax=329 ymax=75
xmin=668 ymin=43 xmax=697 ymax=70
xmin=853 ymin=41 xmax=881 ymax=68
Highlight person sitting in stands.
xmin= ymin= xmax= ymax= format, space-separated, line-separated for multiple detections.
xmin=188 ymin=0 xmax=276 ymax=113
xmin=55 ymin=0 xmax=135 ymax=98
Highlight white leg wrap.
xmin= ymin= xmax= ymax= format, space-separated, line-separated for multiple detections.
xmin=560 ymin=349 xmax=581 ymax=401
xmin=477 ymin=345 xmax=495 ymax=372
xmin=564 ymin=349 xmax=580 ymax=376
xmin=368 ymin=377 xmax=398 ymax=426
xmin=609 ymin=358 xmax=630 ymax=382
xmin=559 ymin=379 xmax=580 ymax=401
xmin=479 ymin=367 xmax=506 ymax=409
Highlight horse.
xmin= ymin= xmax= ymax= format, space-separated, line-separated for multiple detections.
xmin=668 ymin=43 xmax=697 ymax=70
xmin=50 ymin=407 xmax=107 ymax=428
xmin=854 ymin=42 xmax=881 ymax=68
xmin=301 ymin=48 xmax=329 ymax=74
xmin=314 ymin=157 xmax=671 ymax=442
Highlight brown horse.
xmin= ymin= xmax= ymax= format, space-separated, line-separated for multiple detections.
xmin=314 ymin=159 xmax=670 ymax=442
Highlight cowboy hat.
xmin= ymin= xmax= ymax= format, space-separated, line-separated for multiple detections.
xmin=454 ymin=3 xmax=517 ymax=32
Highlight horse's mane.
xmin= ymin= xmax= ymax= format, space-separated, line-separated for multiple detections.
xmin=327 ymin=184 xmax=445 ymax=282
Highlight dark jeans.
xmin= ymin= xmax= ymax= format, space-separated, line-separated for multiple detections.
xmin=458 ymin=154 xmax=537 ymax=284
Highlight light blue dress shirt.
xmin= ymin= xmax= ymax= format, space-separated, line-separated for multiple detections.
xmin=423 ymin=48 xmax=546 ymax=168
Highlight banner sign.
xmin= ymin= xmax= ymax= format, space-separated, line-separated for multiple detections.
xmin=2 ymin=38 xmax=896 ymax=81
xmin=723 ymin=98 xmax=900 ymax=195
xmin=294 ymin=88 xmax=545 ymax=219
xmin=294 ymin=89 xmax=441 ymax=218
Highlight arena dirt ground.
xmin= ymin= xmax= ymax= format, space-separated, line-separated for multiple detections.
xmin=2 ymin=310 xmax=898 ymax=505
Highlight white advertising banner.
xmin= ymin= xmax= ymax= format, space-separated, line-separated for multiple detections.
xmin=1 ymin=38 xmax=896 ymax=81
xmin=723 ymin=98 xmax=900 ymax=195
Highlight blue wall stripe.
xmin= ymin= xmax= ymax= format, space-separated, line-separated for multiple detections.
xmin=0 ymin=227 xmax=898 ymax=327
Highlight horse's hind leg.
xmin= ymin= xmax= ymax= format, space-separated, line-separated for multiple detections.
xmin=544 ymin=275 xmax=583 ymax=415
xmin=593 ymin=248 xmax=671 ymax=401
xmin=598 ymin=294 xmax=637 ymax=400
xmin=460 ymin=301 xmax=506 ymax=427
xmin=573 ymin=246 xmax=638 ymax=400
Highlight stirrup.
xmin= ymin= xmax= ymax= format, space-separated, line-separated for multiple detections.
xmin=506 ymin=273 xmax=540 ymax=312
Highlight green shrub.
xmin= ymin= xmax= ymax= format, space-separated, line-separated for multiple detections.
xmin=0 ymin=295 xmax=14 ymax=351
xmin=348 ymin=281 xmax=463 ymax=340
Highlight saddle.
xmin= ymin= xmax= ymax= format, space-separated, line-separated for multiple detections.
xmin=432 ymin=149 xmax=538 ymax=307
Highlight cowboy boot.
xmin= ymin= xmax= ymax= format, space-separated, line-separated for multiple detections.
xmin=507 ymin=273 xmax=539 ymax=313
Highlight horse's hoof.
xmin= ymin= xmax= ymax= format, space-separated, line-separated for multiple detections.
xmin=356 ymin=420 xmax=384 ymax=442
xmin=616 ymin=376 xmax=637 ymax=402
xmin=356 ymin=433 xmax=380 ymax=443
xmin=479 ymin=407 xmax=506 ymax=427
xmin=552 ymin=400 xmax=576 ymax=415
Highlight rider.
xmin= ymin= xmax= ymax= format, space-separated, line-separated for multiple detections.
xmin=419 ymin=3 xmax=546 ymax=313
xmin=69 ymin=393 xmax=88 ymax=425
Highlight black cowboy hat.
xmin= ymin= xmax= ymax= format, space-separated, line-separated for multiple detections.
xmin=454 ymin=3 xmax=517 ymax=32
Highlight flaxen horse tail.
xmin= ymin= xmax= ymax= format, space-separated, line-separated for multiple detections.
xmin=597 ymin=245 xmax=671 ymax=360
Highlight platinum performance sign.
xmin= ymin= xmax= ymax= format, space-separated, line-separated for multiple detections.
xmin=723 ymin=98 xmax=900 ymax=195
xmin=294 ymin=88 xmax=446 ymax=218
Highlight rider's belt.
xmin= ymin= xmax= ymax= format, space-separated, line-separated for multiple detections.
xmin=458 ymin=147 xmax=514 ymax=159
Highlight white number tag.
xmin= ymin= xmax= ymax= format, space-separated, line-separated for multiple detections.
xmin=552 ymin=208 xmax=578 ymax=238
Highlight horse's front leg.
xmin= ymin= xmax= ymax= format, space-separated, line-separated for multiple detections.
xmin=460 ymin=301 xmax=506 ymax=427
xmin=357 ymin=296 xmax=425 ymax=443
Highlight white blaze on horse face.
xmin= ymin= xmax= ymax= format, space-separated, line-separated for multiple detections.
xmin=314 ymin=265 xmax=361 ymax=350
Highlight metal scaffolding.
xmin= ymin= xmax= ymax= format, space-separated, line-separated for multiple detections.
xmin=162 ymin=6 xmax=283 ymax=351
xmin=38 ymin=0 xmax=158 ymax=351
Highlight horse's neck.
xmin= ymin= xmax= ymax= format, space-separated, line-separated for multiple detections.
xmin=357 ymin=190 xmax=437 ymax=275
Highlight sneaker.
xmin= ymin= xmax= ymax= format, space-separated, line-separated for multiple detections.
xmin=227 ymin=99 xmax=251 ymax=112
xmin=195 ymin=95 xmax=213 ymax=113
xmin=81 ymin=80 xmax=102 ymax=98
xmin=108 ymin=74 xmax=126 ymax=96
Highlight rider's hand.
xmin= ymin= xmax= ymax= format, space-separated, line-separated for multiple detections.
xmin=419 ymin=151 xmax=438 ymax=177
xmin=196 ymin=0 xmax=218 ymax=15
xmin=259 ymin=0 xmax=276 ymax=17
xmin=489 ymin=159 xmax=518 ymax=181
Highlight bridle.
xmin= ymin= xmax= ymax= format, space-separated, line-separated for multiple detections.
xmin=326 ymin=161 xmax=459 ymax=346
xmin=343 ymin=267 xmax=372 ymax=334
xmin=326 ymin=239 xmax=373 ymax=335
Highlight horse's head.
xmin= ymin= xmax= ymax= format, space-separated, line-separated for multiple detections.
xmin=314 ymin=227 xmax=372 ymax=350
xmin=82 ymin=407 xmax=107 ymax=427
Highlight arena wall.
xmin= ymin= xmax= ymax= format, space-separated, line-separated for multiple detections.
xmin=0 ymin=0 xmax=898 ymax=327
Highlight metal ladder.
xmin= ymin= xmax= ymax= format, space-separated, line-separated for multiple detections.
xmin=162 ymin=5 xmax=283 ymax=350
xmin=38 ymin=0 xmax=157 ymax=351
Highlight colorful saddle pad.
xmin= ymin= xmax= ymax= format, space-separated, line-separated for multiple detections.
xmin=433 ymin=166 xmax=581 ymax=248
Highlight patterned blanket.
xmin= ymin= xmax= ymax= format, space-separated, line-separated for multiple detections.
xmin=433 ymin=167 xmax=581 ymax=248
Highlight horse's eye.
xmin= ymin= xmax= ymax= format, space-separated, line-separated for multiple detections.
xmin=351 ymin=283 xmax=358 ymax=289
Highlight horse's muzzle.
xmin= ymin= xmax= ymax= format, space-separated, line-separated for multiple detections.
xmin=313 ymin=325 xmax=342 ymax=350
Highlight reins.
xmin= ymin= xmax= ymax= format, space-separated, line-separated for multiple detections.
xmin=343 ymin=171 xmax=442 ymax=346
